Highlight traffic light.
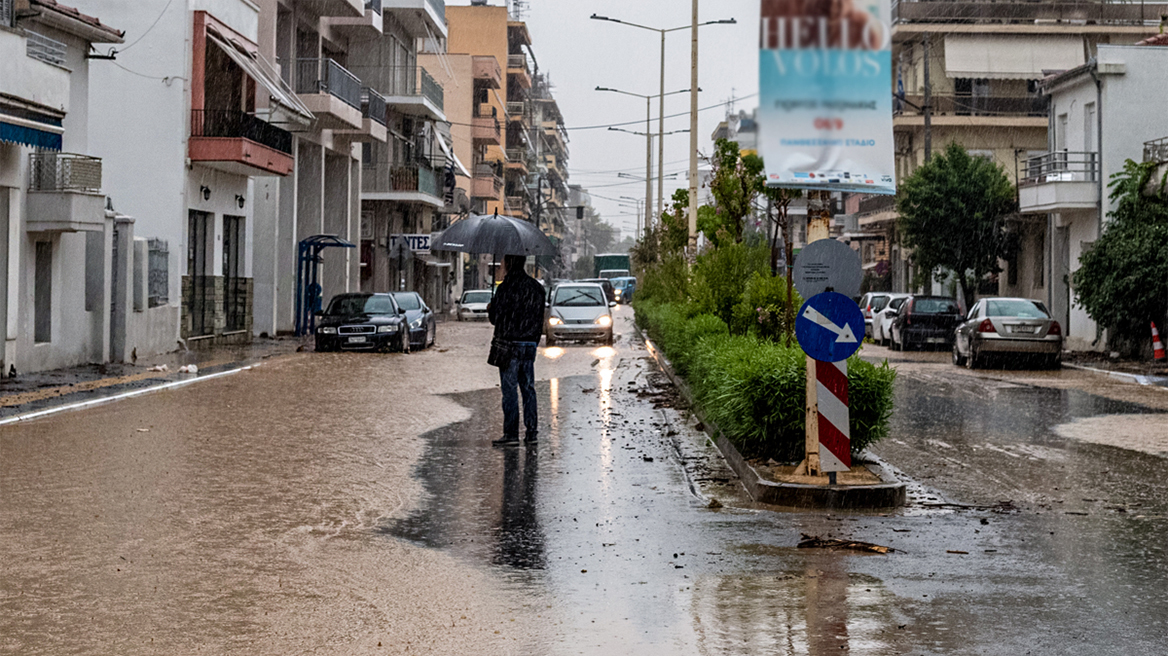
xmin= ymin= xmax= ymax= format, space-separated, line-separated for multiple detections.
xmin=576 ymin=205 xmax=584 ymax=219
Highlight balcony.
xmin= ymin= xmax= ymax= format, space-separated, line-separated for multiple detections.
xmin=895 ymin=94 xmax=1047 ymax=127
xmin=504 ymin=195 xmax=530 ymax=217
xmin=1018 ymin=151 xmax=1099 ymax=213
xmin=471 ymin=164 xmax=503 ymax=200
xmin=325 ymin=0 xmax=383 ymax=36
xmin=26 ymin=153 xmax=106 ymax=232
xmin=26 ymin=30 xmax=67 ymax=67
xmin=507 ymin=53 xmax=532 ymax=89
xmin=383 ymin=66 xmax=445 ymax=122
xmin=891 ymin=0 xmax=1168 ymax=27
xmin=383 ymin=0 xmax=447 ymax=39
xmin=472 ymin=116 xmax=501 ymax=146
xmin=505 ymin=148 xmax=528 ymax=173
xmin=315 ymin=0 xmax=364 ymax=18
xmin=1145 ymin=137 xmax=1168 ymax=196
xmin=296 ymin=58 xmax=364 ymax=130
xmin=363 ymin=159 xmax=442 ymax=206
xmin=473 ymin=55 xmax=502 ymax=89
xmin=190 ymin=109 xmax=295 ymax=176
xmin=335 ymin=88 xmax=389 ymax=142
xmin=506 ymin=101 xmax=527 ymax=123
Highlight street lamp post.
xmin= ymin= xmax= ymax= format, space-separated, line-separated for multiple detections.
xmin=591 ymin=12 xmax=735 ymax=230
xmin=596 ymin=86 xmax=690 ymax=237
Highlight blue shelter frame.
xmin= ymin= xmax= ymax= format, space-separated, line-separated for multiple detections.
xmin=295 ymin=235 xmax=356 ymax=337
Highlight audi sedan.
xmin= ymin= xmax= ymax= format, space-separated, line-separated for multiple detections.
xmin=391 ymin=291 xmax=436 ymax=350
xmin=545 ymin=283 xmax=615 ymax=346
xmin=953 ymin=297 xmax=1063 ymax=369
xmin=315 ymin=293 xmax=410 ymax=353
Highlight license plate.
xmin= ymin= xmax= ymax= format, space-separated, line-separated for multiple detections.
xmin=1010 ymin=326 xmax=1036 ymax=334
xmin=348 ymin=336 xmax=367 ymax=344
xmin=926 ymin=337 xmax=945 ymax=344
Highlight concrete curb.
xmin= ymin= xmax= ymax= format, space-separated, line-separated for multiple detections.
xmin=638 ymin=331 xmax=906 ymax=510
xmin=1061 ymin=362 xmax=1168 ymax=388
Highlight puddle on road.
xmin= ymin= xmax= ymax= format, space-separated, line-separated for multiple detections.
xmin=1052 ymin=414 xmax=1168 ymax=458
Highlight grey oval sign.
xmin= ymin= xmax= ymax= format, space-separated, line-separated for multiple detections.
xmin=794 ymin=239 xmax=862 ymax=299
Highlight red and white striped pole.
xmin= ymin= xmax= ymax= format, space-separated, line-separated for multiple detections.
xmin=1153 ymin=321 xmax=1166 ymax=361
xmin=816 ymin=359 xmax=851 ymax=474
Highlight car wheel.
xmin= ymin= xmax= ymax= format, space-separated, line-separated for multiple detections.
xmin=890 ymin=330 xmax=901 ymax=351
xmin=952 ymin=342 xmax=967 ymax=367
xmin=545 ymin=332 xmax=557 ymax=346
xmin=966 ymin=345 xmax=981 ymax=369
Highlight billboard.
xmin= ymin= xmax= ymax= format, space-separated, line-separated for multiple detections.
xmin=758 ymin=0 xmax=896 ymax=195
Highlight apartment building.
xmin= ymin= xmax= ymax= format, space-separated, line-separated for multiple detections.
xmin=1017 ymin=44 xmax=1168 ymax=351
xmin=0 ymin=0 xmax=123 ymax=376
xmin=858 ymin=0 xmax=1162 ymax=296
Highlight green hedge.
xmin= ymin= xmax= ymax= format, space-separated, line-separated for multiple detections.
xmin=635 ymin=300 xmax=896 ymax=462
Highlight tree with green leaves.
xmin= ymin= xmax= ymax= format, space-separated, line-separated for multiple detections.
xmin=702 ymin=138 xmax=767 ymax=245
xmin=897 ymin=142 xmax=1016 ymax=304
xmin=1073 ymin=159 xmax=1168 ymax=352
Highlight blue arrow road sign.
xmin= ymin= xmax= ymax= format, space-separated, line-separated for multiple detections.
xmin=795 ymin=292 xmax=866 ymax=363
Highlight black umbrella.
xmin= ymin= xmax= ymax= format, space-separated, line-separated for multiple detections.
xmin=431 ymin=211 xmax=555 ymax=257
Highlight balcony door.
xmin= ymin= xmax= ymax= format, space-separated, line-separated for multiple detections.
xmin=187 ymin=210 xmax=213 ymax=337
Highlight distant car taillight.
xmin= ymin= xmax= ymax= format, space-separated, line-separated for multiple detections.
xmin=978 ymin=319 xmax=996 ymax=333
xmin=1048 ymin=321 xmax=1062 ymax=335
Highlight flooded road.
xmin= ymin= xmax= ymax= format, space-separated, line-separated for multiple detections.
xmin=3 ymin=308 xmax=1168 ymax=654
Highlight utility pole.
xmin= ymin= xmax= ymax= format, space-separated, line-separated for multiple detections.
xmin=687 ymin=0 xmax=700 ymax=257
xmin=645 ymin=96 xmax=653 ymax=236
xmin=923 ymin=33 xmax=932 ymax=162
xmin=658 ymin=29 xmax=666 ymax=224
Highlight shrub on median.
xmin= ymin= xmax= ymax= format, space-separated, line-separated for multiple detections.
xmin=635 ymin=301 xmax=896 ymax=461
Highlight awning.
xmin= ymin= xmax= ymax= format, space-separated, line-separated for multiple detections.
xmin=436 ymin=134 xmax=471 ymax=177
xmin=206 ymin=27 xmax=314 ymax=122
xmin=0 ymin=113 xmax=63 ymax=150
xmin=944 ymin=35 xmax=1084 ymax=80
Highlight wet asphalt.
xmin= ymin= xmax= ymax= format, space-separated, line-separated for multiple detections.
xmin=2 ymin=308 xmax=1168 ymax=654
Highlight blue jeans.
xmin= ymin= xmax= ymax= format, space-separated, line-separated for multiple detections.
xmin=499 ymin=342 xmax=538 ymax=439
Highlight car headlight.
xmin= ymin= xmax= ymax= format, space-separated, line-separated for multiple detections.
xmin=614 ymin=289 xmax=622 ymax=297
xmin=548 ymin=317 xmax=563 ymax=326
xmin=410 ymin=318 xmax=423 ymax=329
xmin=377 ymin=325 xmax=395 ymax=333
xmin=596 ymin=315 xmax=612 ymax=327
xmin=318 ymin=326 xmax=337 ymax=334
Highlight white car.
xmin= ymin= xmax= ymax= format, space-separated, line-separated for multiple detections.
xmin=858 ymin=292 xmax=891 ymax=338
xmin=872 ymin=293 xmax=910 ymax=346
xmin=457 ymin=289 xmax=492 ymax=321
xmin=545 ymin=283 xmax=615 ymax=346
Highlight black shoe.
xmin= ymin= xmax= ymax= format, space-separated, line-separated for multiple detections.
xmin=524 ymin=433 xmax=538 ymax=443
xmin=492 ymin=437 xmax=521 ymax=447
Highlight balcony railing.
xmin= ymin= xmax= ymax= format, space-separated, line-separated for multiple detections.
xmin=384 ymin=66 xmax=444 ymax=111
xmin=362 ymin=87 xmax=387 ymax=126
xmin=1020 ymin=151 xmax=1098 ymax=187
xmin=191 ymin=109 xmax=293 ymax=154
xmin=1145 ymin=137 xmax=1168 ymax=164
xmin=858 ymin=194 xmax=896 ymax=215
xmin=506 ymin=101 xmax=526 ymax=119
xmin=29 ymin=153 xmax=102 ymax=193
xmin=507 ymin=54 xmax=529 ymax=74
xmin=425 ymin=0 xmax=444 ymax=18
xmin=896 ymin=94 xmax=1048 ymax=118
xmin=475 ymin=164 xmax=505 ymax=190
xmin=365 ymin=0 xmax=381 ymax=11
xmin=1 ymin=0 xmax=13 ymax=28
xmin=505 ymin=148 xmax=528 ymax=164
xmin=891 ymin=0 xmax=1168 ymax=25
xmin=296 ymin=58 xmax=363 ymax=110
xmin=26 ymin=30 xmax=67 ymax=67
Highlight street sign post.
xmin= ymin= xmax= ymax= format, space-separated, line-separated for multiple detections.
xmin=794 ymin=291 xmax=865 ymax=480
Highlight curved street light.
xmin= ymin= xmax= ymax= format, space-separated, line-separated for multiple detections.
xmin=591 ymin=12 xmax=735 ymax=224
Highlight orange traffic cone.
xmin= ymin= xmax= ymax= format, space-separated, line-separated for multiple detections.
xmin=1153 ymin=321 xmax=1166 ymax=361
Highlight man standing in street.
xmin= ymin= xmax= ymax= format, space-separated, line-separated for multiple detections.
xmin=488 ymin=254 xmax=546 ymax=447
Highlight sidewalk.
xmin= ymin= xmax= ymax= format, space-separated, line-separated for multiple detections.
xmin=1062 ymin=351 xmax=1168 ymax=387
xmin=0 ymin=336 xmax=307 ymax=419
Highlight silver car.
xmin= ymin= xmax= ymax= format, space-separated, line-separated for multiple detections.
xmin=457 ymin=289 xmax=492 ymax=321
xmin=872 ymin=293 xmax=910 ymax=346
xmin=952 ymin=297 xmax=1063 ymax=369
xmin=545 ymin=283 xmax=615 ymax=346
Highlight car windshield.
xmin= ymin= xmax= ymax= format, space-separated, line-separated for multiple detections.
xmin=328 ymin=295 xmax=395 ymax=315
xmin=554 ymin=287 xmax=605 ymax=306
xmin=889 ymin=297 xmax=906 ymax=310
xmin=986 ymin=299 xmax=1049 ymax=319
xmin=393 ymin=293 xmax=421 ymax=311
xmin=913 ymin=298 xmax=960 ymax=314
xmin=462 ymin=292 xmax=492 ymax=304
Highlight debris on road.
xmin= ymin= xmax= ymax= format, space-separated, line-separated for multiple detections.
xmin=797 ymin=533 xmax=893 ymax=554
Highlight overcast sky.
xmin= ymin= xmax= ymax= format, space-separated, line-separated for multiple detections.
xmin=449 ymin=0 xmax=761 ymax=240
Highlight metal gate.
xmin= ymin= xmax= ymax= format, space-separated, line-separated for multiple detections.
xmin=223 ymin=215 xmax=245 ymax=331
xmin=187 ymin=210 xmax=212 ymax=336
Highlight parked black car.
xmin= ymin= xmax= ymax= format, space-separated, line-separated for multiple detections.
xmin=315 ymin=293 xmax=410 ymax=353
xmin=889 ymin=295 xmax=962 ymax=351
xmin=391 ymin=291 xmax=437 ymax=350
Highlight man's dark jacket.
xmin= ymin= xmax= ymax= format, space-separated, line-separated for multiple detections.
xmin=489 ymin=270 xmax=545 ymax=343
